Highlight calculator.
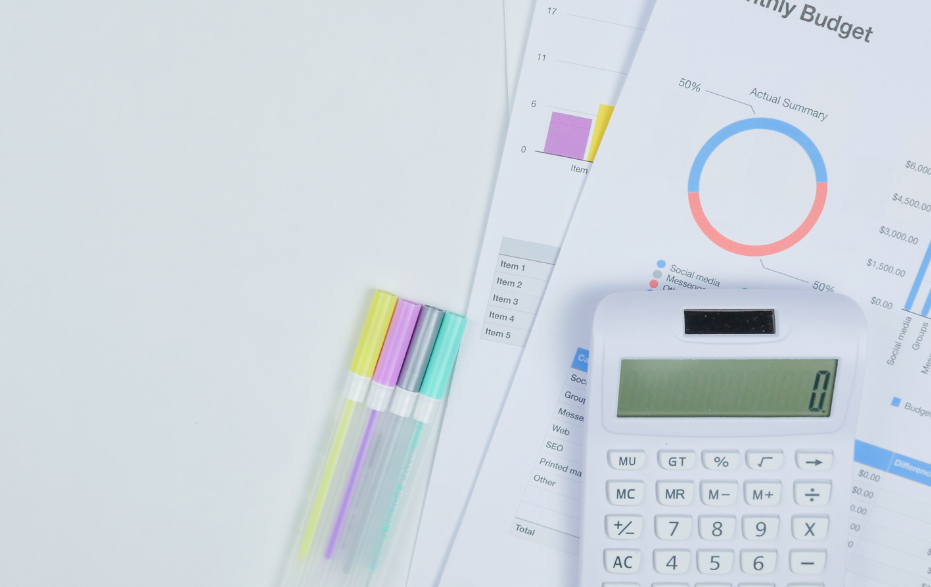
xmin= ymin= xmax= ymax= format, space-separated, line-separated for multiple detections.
xmin=581 ymin=290 xmax=866 ymax=587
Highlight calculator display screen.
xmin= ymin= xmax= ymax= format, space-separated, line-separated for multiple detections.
xmin=617 ymin=359 xmax=837 ymax=417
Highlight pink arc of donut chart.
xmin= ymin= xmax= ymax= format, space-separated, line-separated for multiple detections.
xmin=687 ymin=118 xmax=827 ymax=257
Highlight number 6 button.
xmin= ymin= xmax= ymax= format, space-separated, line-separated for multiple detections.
xmin=740 ymin=550 xmax=776 ymax=574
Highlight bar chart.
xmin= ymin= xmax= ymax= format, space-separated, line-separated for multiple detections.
xmin=539 ymin=104 xmax=614 ymax=162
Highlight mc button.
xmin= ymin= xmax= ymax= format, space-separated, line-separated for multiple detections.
xmin=608 ymin=481 xmax=645 ymax=505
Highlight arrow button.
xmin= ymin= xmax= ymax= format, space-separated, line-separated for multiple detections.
xmin=796 ymin=450 xmax=833 ymax=471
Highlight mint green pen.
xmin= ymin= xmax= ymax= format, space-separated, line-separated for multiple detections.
xmin=352 ymin=312 xmax=466 ymax=587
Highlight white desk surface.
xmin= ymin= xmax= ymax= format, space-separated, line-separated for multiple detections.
xmin=0 ymin=2 xmax=508 ymax=585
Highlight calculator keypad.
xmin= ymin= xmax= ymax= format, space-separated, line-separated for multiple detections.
xmin=604 ymin=448 xmax=834 ymax=583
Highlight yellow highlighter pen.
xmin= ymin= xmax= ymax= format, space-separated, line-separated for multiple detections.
xmin=281 ymin=290 xmax=397 ymax=587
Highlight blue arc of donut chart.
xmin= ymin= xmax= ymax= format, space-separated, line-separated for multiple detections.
xmin=687 ymin=118 xmax=828 ymax=257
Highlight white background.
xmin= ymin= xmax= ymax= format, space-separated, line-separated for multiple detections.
xmin=0 ymin=1 xmax=509 ymax=585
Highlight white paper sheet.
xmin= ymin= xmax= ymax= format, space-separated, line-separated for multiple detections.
xmin=407 ymin=2 xmax=655 ymax=586
xmin=442 ymin=2 xmax=931 ymax=586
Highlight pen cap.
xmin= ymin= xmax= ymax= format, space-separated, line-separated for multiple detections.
xmin=396 ymin=306 xmax=445 ymax=393
xmin=418 ymin=312 xmax=466 ymax=400
xmin=349 ymin=290 xmax=398 ymax=378
xmin=372 ymin=300 xmax=422 ymax=387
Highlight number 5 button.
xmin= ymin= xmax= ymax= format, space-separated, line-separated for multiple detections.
xmin=696 ymin=550 xmax=734 ymax=574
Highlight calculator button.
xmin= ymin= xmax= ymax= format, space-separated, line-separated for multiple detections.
xmin=608 ymin=481 xmax=645 ymax=505
xmin=701 ymin=481 xmax=738 ymax=506
xmin=792 ymin=516 xmax=828 ymax=540
xmin=746 ymin=450 xmax=783 ymax=470
xmin=789 ymin=550 xmax=826 ymax=574
xmin=605 ymin=549 xmax=641 ymax=573
xmin=742 ymin=516 xmax=779 ymax=540
xmin=737 ymin=584 xmax=774 ymax=587
xmin=695 ymin=584 xmax=732 ymax=587
xmin=655 ymin=516 xmax=692 ymax=540
xmin=609 ymin=450 xmax=647 ymax=470
xmin=744 ymin=481 xmax=781 ymax=506
xmin=796 ymin=450 xmax=833 ymax=471
xmin=699 ymin=516 xmax=736 ymax=540
xmin=654 ymin=550 xmax=690 ymax=574
xmin=702 ymin=450 xmax=739 ymax=470
xmin=786 ymin=584 xmax=823 ymax=587
xmin=794 ymin=481 xmax=831 ymax=506
xmin=606 ymin=515 xmax=642 ymax=540
xmin=652 ymin=584 xmax=688 ymax=587
xmin=604 ymin=583 xmax=640 ymax=587
xmin=696 ymin=550 xmax=734 ymax=574
xmin=659 ymin=450 xmax=696 ymax=470
xmin=657 ymin=481 xmax=694 ymax=506
xmin=740 ymin=550 xmax=777 ymax=574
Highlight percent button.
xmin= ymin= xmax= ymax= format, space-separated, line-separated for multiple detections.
xmin=703 ymin=450 xmax=739 ymax=470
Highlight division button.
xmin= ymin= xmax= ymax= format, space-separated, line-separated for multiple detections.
xmin=796 ymin=450 xmax=833 ymax=471
xmin=746 ymin=450 xmax=783 ymax=470
xmin=608 ymin=481 xmax=646 ymax=505
xmin=659 ymin=450 xmax=696 ymax=470
xmin=794 ymin=482 xmax=831 ymax=506
xmin=605 ymin=549 xmax=641 ymax=574
xmin=609 ymin=450 xmax=647 ymax=470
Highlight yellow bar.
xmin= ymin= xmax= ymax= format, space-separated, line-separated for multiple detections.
xmin=586 ymin=104 xmax=615 ymax=162
xmin=350 ymin=290 xmax=398 ymax=377
xmin=299 ymin=400 xmax=357 ymax=557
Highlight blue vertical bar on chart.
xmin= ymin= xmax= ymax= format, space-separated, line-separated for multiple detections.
xmin=905 ymin=239 xmax=931 ymax=312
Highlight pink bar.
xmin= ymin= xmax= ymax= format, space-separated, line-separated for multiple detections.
xmin=543 ymin=112 xmax=593 ymax=160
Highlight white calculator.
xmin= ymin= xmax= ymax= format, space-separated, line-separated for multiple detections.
xmin=581 ymin=290 xmax=866 ymax=587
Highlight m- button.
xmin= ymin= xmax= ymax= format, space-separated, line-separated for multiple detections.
xmin=701 ymin=481 xmax=738 ymax=506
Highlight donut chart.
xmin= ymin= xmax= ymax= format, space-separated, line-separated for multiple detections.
xmin=687 ymin=118 xmax=827 ymax=257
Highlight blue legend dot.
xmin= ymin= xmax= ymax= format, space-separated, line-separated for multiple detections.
xmin=891 ymin=397 xmax=902 ymax=407
xmin=657 ymin=260 xmax=666 ymax=268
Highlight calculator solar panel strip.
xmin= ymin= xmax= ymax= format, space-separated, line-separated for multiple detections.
xmin=580 ymin=290 xmax=866 ymax=587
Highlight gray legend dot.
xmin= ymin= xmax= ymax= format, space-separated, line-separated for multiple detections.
xmin=653 ymin=270 xmax=662 ymax=278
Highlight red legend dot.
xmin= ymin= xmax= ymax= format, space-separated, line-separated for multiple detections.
xmin=649 ymin=279 xmax=659 ymax=288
